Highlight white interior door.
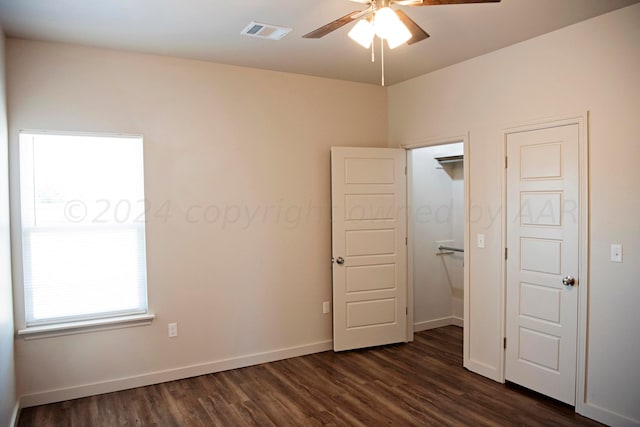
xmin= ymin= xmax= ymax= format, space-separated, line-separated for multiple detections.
xmin=505 ymin=124 xmax=579 ymax=405
xmin=331 ymin=147 xmax=407 ymax=352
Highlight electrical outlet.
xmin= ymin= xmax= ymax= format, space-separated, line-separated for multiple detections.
xmin=477 ymin=234 xmax=485 ymax=248
xmin=322 ymin=301 xmax=330 ymax=314
xmin=168 ymin=322 xmax=178 ymax=338
xmin=611 ymin=244 xmax=623 ymax=263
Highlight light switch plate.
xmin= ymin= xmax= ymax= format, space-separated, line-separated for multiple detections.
xmin=477 ymin=234 xmax=485 ymax=249
xmin=611 ymin=244 xmax=623 ymax=262
xmin=322 ymin=301 xmax=330 ymax=314
xmin=168 ymin=322 xmax=178 ymax=337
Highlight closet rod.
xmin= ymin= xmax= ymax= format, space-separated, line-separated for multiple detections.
xmin=438 ymin=245 xmax=464 ymax=253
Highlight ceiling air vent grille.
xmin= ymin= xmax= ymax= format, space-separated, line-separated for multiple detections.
xmin=241 ymin=22 xmax=292 ymax=40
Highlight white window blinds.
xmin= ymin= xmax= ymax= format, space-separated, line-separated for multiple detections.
xmin=19 ymin=132 xmax=148 ymax=326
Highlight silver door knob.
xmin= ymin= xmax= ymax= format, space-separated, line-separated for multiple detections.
xmin=336 ymin=257 xmax=345 ymax=265
xmin=562 ymin=276 xmax=576 ymax=286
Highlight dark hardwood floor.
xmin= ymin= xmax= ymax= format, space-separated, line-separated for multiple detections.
xmin=18 ymin=326 xmax=601 ymax=426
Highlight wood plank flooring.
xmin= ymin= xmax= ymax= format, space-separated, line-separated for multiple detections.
xmin=18 ymin=326 xmax=601 ymax=426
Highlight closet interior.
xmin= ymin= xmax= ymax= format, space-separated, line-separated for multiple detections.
xmin=410 ymin=142 xmax=465 ymax=331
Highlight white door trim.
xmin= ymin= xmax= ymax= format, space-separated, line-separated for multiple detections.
xmin=499 ymin=113 xmax=589 ymax=414
xmin=401 ymin=133 xmax=470 ymax=346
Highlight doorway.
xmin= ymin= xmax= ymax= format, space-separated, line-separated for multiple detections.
xmin=405 ymin=136 xmax=469 ymax=342
xmin=329 ymin=135 xmax=469 ymax=352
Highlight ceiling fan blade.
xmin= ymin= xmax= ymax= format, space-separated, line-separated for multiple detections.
xmin=393 ymin=0 xmax=425 ymax=5
xmin=303 ymin=10 xmax=366 ymax=39
xmin=396 ymin=9 xmax=430 ymax=45
xmin=408 ymin=0 xmax=500 ymax=5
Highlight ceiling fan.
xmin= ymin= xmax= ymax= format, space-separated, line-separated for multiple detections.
xmin=303 ymin=0 xmax=501 ymax=49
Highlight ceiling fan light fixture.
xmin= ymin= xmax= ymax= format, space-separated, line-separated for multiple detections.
xmin=371 ymin=7 xmax=411 ymax=48
xmin=386 ymin=20 xmax=412 ymax=49
xmin=348 ymin=19 xmax=375 ymax=48
xmin=373 ymin=7 xmax=396 ymax=39
xmin=373 ymin=6 xmax=411 ymax=43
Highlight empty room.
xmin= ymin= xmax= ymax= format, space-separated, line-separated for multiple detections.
xmin=0 ymin=0 xmax=639 ymax=426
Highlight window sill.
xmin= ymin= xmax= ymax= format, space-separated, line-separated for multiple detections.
xmin=17 ymin=313 xmax=155 ymax=340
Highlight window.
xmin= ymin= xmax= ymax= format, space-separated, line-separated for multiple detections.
xmin=19 ymin=132 xmax=148 ymax=327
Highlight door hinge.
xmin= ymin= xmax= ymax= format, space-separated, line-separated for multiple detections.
xmin=405 ymin=237 xmax=408 ymax=245
xmin=405 ymin=166 xmax=407 ymax=175
xmin=505 ymin=248 xmax=508 ymax=260
xmin=505 ymin=156 xmax=508 ymax=168
xmin=504 ymin=337 xmax=507 ymax=349
xmin=406 ymin=307 xmax=408 ymax=315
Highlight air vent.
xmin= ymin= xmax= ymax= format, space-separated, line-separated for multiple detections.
xmin=241 ymin=21 xmax=292 ymax=40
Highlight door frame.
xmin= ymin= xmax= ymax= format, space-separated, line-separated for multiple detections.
xmin=499 ymin=113 xmax=589 ymax=414
xmin=401 ymin=133 xmax=470 ymax=344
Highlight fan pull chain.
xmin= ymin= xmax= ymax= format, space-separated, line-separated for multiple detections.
xmin=381 ymin=37 xmax=385 ymax=86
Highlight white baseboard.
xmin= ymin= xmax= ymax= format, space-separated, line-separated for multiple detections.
xmin=451 ymin=316 xmax=463 ymax=327
xmin=10 ymin=401 xmax=20 ymax=427
xmin=578 ymin=401 xmax=640 ymax=427
xmin=413 ymin=316 xmax=463 ymax=333
xmin=20 ymin=339 xmax=333 ymax=408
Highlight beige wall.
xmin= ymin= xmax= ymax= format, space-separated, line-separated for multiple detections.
xmin=389 ymin=4 xmax=640 ymax=425
xmin=0 ymin=29 xmax=18 ymax=427
xmin=7 ymin=39 xmax=387 ymax=405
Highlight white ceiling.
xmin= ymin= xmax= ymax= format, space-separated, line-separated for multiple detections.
xmin=0 ymin=0 xmax=638 ymax=85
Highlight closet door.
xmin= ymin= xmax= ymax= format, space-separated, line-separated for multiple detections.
xmin=505 ymin=124 xmax=579 ymax=405
xmin=331 ymin=147 xmax=407 ymax=351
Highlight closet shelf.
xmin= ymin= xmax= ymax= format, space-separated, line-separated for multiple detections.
xmin=438 ymin=245 xmax=464 ymax=253
xmin=434 ymin=155 xmax=463 ymax=164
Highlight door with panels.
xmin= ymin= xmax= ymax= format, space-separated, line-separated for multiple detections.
xmin=331 ymin=147 xmax=407 ymax=351
xmin=505 ymin=123 xmax=580 ymax=405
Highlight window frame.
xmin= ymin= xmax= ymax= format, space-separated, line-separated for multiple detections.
xmin=13 ymin=130 xmax=154 ymax=338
